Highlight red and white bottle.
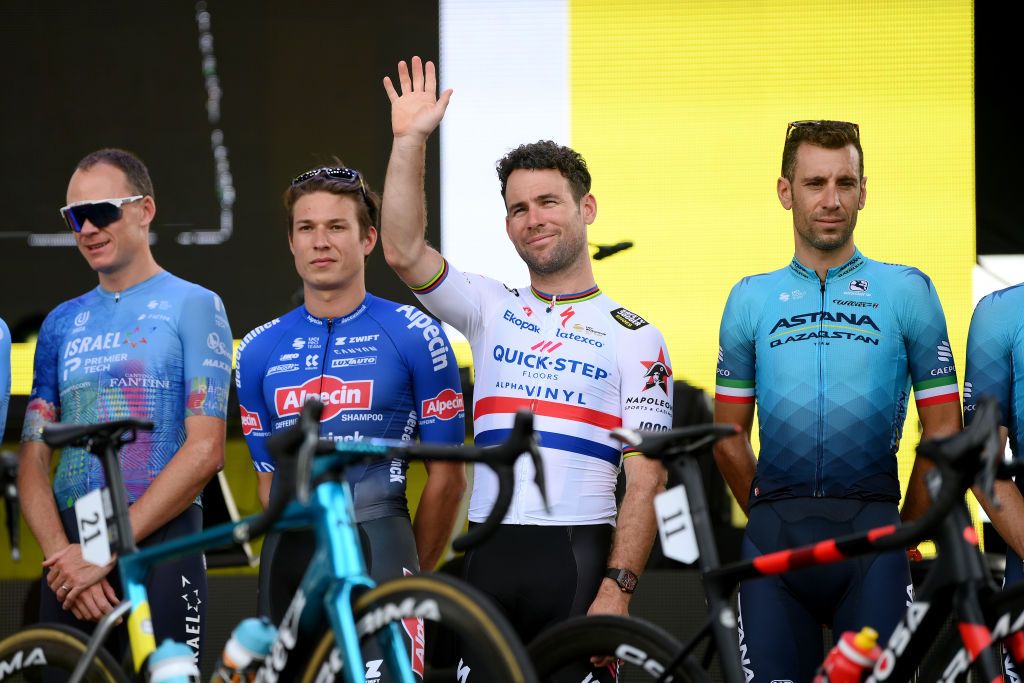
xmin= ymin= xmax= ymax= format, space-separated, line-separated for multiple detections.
xmin=813 ymin=626 xmax=882 ymax=683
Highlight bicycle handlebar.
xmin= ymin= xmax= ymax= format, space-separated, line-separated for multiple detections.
xmin=238 ymin=400 xmax=546 ymax=552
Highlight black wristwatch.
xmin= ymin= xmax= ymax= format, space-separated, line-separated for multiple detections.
xmin=605 ymin=567 xmax=638 ymax=593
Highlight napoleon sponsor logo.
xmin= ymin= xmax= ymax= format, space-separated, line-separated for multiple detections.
xmin=397 ymin=305 xmax=451 ymax=372
xmin=421 ymin=389 xmax=465 ymax=421
xmin=275 ymin=375 xmax=373 ymax=420
xmin=492 ymin=344 xmax=609 ymax=379
xmin=356 ymin=598 xmax=442 ymax=636
xmin=832 ymin=299 xmax=879 ymax=308
xmin=503 ymin=309 xmax=540 ymax=333
xmin=625 ymin=395 xmax=672 ymax=413
xmin=267 ymin=363 xmax=299 ymax=376
xmin=239 ymin=406 xmax=263 ymax=435
xmin=611 ymin=307 xmax=649 ymax=330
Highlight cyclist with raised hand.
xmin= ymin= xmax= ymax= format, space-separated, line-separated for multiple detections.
xmin=17 ymin=149 xmax=232 ymax=662
xmin=713 ymin=121 xmax=962 ymax=682
xmin=234 ymin=165 xmax=467 ymax=653
xmin=1 ymin=317 xmax=10 ymax=438
xmin=380 ymin=57 xmax=672 ymax=676
xmin=964 ymin=282 xmax=1024 ymax=677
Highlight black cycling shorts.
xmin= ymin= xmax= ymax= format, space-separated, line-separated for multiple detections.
xmin=463 ymin=523 xmax=615 ymax=681
xmin=738 ymin=498 xmax=911 ymax=683
xmin=40 ymin=504 xmax=207 ymax=664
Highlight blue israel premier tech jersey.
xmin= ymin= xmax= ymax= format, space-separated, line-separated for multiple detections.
xmin=964 ymin=283 xmax=1024 ymax=453
xmin=22 ymin=272 xmax=232 ymax=511
xmin=715 ymin=249 xmax=959 ymax=505
xmin=235 ymin=294 xmax=465 ymax=522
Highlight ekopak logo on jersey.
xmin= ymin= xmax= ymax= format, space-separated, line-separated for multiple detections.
xmin=240 ymin=406 xmax=263 ymax=435
xmin=275 ymin=375 xmax=373 ymax=421
xmin=421 ymin=389 xmax=465 ymax=421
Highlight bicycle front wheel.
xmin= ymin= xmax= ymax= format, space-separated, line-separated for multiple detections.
xmin=529 ymin=615 xmax=708 ymax=682
xmin=0 ymin=624 xmax=127 ymax=682
xmin=302 ymin=572 xmax=537 ymax=683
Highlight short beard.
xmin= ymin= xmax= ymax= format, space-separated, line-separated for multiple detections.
xmin=514 ymin=229 xmax=586 ymax=275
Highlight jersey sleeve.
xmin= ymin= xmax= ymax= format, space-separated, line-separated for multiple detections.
xmin=21 ymin=308 xmax=64 ymax=442
xmin=618 ymin=321 xmax=674 ymax=456
xmin=964 ymin=292 xmax=1012 ymax=426
xmin=179 ymin=288 xmax=232 ymax=419
xmin=410 ymin=258 xmax=495 ymax=340
xmin=896 ymin=268 xmax=960 ymax=409
xmin=400 ymin=307 xmax=466 ymax=445
xmin=0 ymin=318 xmax=11 ymax=437
xmin=714 ymin=280 xmax=757 ymax=407
xmin=235 ymin=325 xmax=276 ymax=472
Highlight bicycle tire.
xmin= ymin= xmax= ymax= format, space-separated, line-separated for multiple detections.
xmin=0 ymin=623 xmax=127 ymax=682
xmin=301 ymin=573 xmax=537 ymax=683
xmin=528 ymin=615 xmax=708 ymax=683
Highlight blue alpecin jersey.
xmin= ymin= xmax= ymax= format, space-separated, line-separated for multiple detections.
xmin=235 ymin=294 xmax=465 ymax=522
xmin=715 ymin=249 xmax=959 ymax=505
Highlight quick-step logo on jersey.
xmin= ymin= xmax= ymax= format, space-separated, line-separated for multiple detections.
xmin=422 ymin=389 xmax=465 ymax=421
xmin=239 ymin=406 xmax=262 ymax=435
xmin=274 ymin=375 xmax=373 ymax=420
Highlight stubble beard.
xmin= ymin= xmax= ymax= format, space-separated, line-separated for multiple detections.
xmin=515 ymin=228 xmax=587 ymax=276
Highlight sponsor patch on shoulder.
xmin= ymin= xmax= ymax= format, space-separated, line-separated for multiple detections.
xmin=611 ymin=307 xmax=648 ymax=330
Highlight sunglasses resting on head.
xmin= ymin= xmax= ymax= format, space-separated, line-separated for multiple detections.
xmin=59 ymin=195 xmax=143 ymax=233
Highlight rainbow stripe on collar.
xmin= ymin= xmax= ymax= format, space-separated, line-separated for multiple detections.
xmin=530 ymin=284 xmax=601 ymax=305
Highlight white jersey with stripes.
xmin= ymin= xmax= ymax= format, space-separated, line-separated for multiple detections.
xmin=413 ymin=259 xmax=674 ymax=525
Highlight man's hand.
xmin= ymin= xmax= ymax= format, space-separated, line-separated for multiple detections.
xmin=383 ymin=56 xmax=453 ymax=142
xmin=66 ymin=580 xmax=120 ymax=622
xmin=43 ymin=543 xmax=118 ymax=618
xmin=587 ymin=580 xmax=631 ymax=667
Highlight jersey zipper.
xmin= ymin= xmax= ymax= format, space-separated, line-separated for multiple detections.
xmin=815 ymin=280 xmax=826 ymax=497
xmin=319 ymin=319 xmax=334 ymax=437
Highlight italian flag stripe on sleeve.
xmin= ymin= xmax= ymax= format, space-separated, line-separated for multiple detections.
xmin=913 ymin=375 xmax=959 ymax=407
xmin=715 ymin=378 xmax=754 ymax=404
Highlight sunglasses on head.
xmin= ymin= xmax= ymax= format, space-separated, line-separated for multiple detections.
xmin=291 ymin=166 xmax=375 ymax=221
xmin=786 ymin=120 xmax=860 ymax=140
xmin=59 ymin=195 xmax=143 ymax=233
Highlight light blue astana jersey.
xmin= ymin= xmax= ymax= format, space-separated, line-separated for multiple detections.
xmin=715 ymin=249 xmax=959 ymax=506
xmin=964 ymin=282 xmax=1024 ymax=454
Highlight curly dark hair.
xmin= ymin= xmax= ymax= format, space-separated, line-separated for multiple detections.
xmin=76 ymin=148 xmax=155 ymax=199
xmin=781 ymin=121 xmax=863 ymax=182
xmin=496 ymin=141 xmax=591 ymax=203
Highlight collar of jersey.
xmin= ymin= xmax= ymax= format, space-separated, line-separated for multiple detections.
xmin=529 ymin=284 xmax=601 ymax=305
xmin=95 ymin=270 xmax=170 ymax=300
xmin=301 ymin=294 xmax=371 ymax=326
xmin=788 ymin=248 xmax=866 ymax=283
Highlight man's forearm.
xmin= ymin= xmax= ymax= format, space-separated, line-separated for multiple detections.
xmin=413 ymin=465 xmax=466 ymax=571
xmin=128 ymin=435 xmax=222 ymax=542
xmin=18 ymin=447 xmax=70 ymax=557
xmin=381 ymin=136 xmax=431 ymax=276
xmin=712 ymin=438 xmax=756 ymax=515
xmin=608 ymin=460 xmax=666 ymax=576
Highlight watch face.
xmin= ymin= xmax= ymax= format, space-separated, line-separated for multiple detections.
xmin=620 ymin=570 xmax=638 ymax=592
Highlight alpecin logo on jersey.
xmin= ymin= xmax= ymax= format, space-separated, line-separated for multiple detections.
xmin=421 ymin=389 xmax=465 ymax=421
xmin=240 ymin=406 xmax=263 ymax=435
xmin=275 ymin=376 xmax=373 ymax=421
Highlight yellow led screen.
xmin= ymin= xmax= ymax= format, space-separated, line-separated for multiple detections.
xmin=571 ymin=0 xmax=974 ymax=513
